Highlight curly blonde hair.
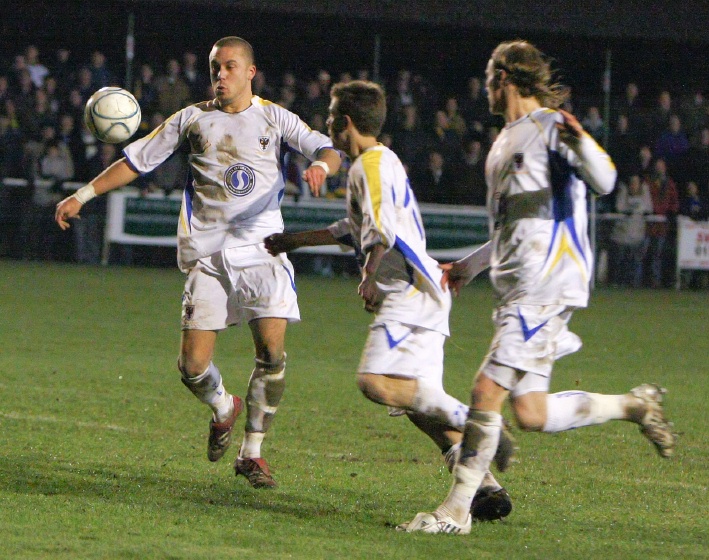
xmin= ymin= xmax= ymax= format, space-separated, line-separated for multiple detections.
xmin=491 ymin=40 xmax=569 ymax=109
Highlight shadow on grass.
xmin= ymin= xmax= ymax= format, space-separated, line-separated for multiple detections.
xmin=0 ymin=453 xmax=379 ymax=521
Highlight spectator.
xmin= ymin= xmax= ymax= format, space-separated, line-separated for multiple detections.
xmin=426 ymin=110 xmax=461 ymax=163
xmin=133 ymin=63 xmax=159 ymax=123
xmin=654 ymin=114 xmax=690 ymax=180
xmin=635 ymin=144 xmax=654 ymax=179
xmin=646 ymin=158 xmax=679 ymax=287
xmin=293 ymin=80 xmax=328 ymax=125
xmin=444 ymin=96 xmax=467 ymax=140
xmin=581 ymin=106 xmax=607 ymax=144
xmin=680 ymin=180 xmax=708 ymax=221
xmin=609 ymin=174 xmax=653 ymax=287
xmin=650 ymin=90 xmax=673 ymax=141
xmin=21 ymin=140 xmax=71 ymax=261
xmin=75 ymin=66 xmax=95 ymax=103
xmin=391 ymin=103 xmax=427 ymax=170
xmin=679 ymin=180 xmax=709 ymax=289
xmin=182 ymin=51 xmax=210 ymax=102
xmin=89 ymin=51 xmax=115 ymax=89
xmin=613 ymin=81 xmax=647 ymax=141
xmin=154 ymin=59 xmax=191 ymax=116
xmin=608 ymin=114 xmax=639 ymax=181
xmin=679 ymin=88 xmax=706 ymax=145
xmin=57 ymin=113 xmax=87 ymax=180
xmin=252 ymin=69 xmax=274 ymax=100
xmin=50 ymin=48 xmax=74 ymax=96
xmin=43 ymin=75 xmax=61 ymax=115
xmin=39 ymin=140 xmax=74 ymax=182
xmin=451 ymin=136 xmax=487 ymax=206
xmin=411 ymin=150 xmax=455 ymax=204
xmin=0 ymin=113 xmax=24 ymax=178
xmin=459 ymin=76 xmax=488 ymax=135
xmin=25 ymin=45 xmax=49 ymax=89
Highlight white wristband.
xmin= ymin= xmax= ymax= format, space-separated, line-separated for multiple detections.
xmin=72 ymin=184 xmax=97 ymax=205
xmin=310 ymin=160 xmax=330 ymax=175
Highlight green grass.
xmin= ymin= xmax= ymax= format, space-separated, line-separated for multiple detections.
xmin=0 ymin=259 xmax=707 ymax=559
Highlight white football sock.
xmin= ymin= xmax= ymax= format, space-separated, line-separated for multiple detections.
xmin=239 ymin=432 xmax=266 ymax=459
xmin=239 ymin=355 xmax=286 ymax=458
xmin=412 ymin=378 xmax=469 ymax=430
xmin=543 ymin=391 xmax=625 ymax=432
xmin=437 ymin=410 xmax=502 ymax=523
xmin=180 ymin=362 xmax=233 ymax=422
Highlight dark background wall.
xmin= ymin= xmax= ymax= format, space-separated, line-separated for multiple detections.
xmin=4 ymin=0 xmax=707 ymax=100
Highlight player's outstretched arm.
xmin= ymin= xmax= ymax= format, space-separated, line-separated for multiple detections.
xmin=264 ymin=229 xmax=337 ymax=256
xmin=55 ymin=158 xmax=139 ymax=230
xmin=440 ymin=241 xmax=492 ymax=296
xmin=301 ymin=148 xmax=342 ymax=197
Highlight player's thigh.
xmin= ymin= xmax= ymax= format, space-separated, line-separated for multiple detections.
xmin=359 ymin=323 xmax=445 ymax=382
xmin=179 ymin=329 xmax=218 ymax=375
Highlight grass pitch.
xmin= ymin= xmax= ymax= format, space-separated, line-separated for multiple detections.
xmin=0 ymin=259 xmax=707 ymax=559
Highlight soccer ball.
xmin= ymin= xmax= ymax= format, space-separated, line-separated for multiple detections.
xmin=84 ymin=87 xmax=141 ymax=144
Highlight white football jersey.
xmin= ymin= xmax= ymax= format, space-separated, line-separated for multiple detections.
xmin=328 ymin=145 xmax=450 ymax=334
xmin=123 ymin=96 xmax=333 ymax=271
xmin=485 ymin=108 xmax=616 ymax=307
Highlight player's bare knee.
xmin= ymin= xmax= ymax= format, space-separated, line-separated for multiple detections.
xmin=177 ymin=355 xmax=210 ymax=378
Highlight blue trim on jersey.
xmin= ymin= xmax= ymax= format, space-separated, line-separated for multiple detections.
xmin=279 ymin=140 xmax=289 ymax=183
xmin=404 ymin=183 xmax=411 ymax=207
xmin=412 ymin=211 xmax=424 ymax=239
xmin=391 ymin=185 xmax=396 ymax=206
xmin=518 ymin=308 xmax=549 ymax=341
xmin=185 ymin=178 xmax=195 ymax=232
xmin=384 ymin=325 xmax=411 ymax=349
xmin=394 ymin=236 xmax=436 ymax=287
xmin=549 ymin=149 xmax=574 ymax=222
xmin=546 ymin=148 xmax=588 ymax=264
xmin=282 ymin=265 xmax=297 ymax=292
xmin=278 ymin=188 xmax=285 ymax=204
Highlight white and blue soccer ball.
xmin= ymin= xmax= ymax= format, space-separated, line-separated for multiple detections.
xmin=84 ymin=87 xmax=141 ymax=144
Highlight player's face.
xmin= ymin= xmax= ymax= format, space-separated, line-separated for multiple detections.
xmin=485 ymin=59 xmax=504 ymax=116
xmin=209 ymin=45 xmax=256 ymax=110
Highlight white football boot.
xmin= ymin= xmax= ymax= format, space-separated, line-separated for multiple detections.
xmin=396 ymin=511 xmax=472 ymax=535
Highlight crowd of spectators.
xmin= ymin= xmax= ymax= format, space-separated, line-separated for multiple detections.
xmin=0 ymin=43 xmax=707 ymax=287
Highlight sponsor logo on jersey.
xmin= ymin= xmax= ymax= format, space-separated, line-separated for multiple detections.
xmin=513 ymin=152 xmax=524 ymax=169
xmin=224 ymin=163 xmax=256 ymax=197
xmin=258 ymin=136 xmax=270 ymax=151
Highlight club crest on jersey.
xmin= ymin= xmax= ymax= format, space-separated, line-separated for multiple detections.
xmin=513 ymin=152 xmax=524 ymax=169
xmin=258 ymin=136 xmax=270 ymax=151
xmin=224 ymin=163 xmax=256 ymax=197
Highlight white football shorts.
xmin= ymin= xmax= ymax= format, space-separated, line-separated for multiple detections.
xmin=480 ymin=303 xmax=582 ymax=396
xmin=358 ymin=322 xmax=446 ymax=383
xmin=181 ymin=243 xmax=300 ymax=330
